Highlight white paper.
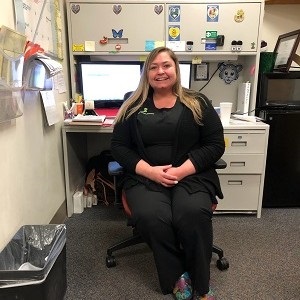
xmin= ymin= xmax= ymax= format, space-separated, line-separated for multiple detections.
xmin=40 ymin=90 xmax=59 ymax=126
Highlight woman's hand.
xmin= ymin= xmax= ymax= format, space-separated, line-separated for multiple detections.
xmin=165 ymin=159 xmax=196 ymax=182
xmin=136 ymin=160 xmax=178 ymax=187
xmin=148 ymin=165 xmax=179 ymax=187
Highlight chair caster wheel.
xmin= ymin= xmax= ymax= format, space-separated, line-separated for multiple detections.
xmin=216 ymin=257 xmax=229 ymax=270
xmin=106 ymin=255 xmax=116 ymax=268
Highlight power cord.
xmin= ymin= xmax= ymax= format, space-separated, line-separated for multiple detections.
xmin=199 ymin=62 xmax=225 ymax=92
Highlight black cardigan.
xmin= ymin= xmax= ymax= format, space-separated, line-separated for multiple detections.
xmin=111 ymin=94 xmax=225 ymax=199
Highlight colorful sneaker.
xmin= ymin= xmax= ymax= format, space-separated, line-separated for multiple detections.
xmin=173 ymin=272 xmax=193 ymax=300
xmin=193 ymin=286 xmax=216 ymax=300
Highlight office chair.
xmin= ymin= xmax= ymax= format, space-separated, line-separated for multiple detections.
xmin=105 ymin=159 xmax=229 ymax=271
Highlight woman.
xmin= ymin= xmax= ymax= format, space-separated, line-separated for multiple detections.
xmin=111 ymin=47 xmax=225 ymax=300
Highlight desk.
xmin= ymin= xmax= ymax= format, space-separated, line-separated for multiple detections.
xmin=62 ymin=124 xmax=113 ymax=216
xmin=62 ymin=121 xmax=269 ymax=217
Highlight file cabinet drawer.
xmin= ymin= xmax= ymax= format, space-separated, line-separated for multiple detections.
xmin=216 ymin=174 xmax=261 ymax=211
xmin=218 ymin=154 xmax=265 ymax=174
xmin=224 ymin=132 xmax=266 ymax=154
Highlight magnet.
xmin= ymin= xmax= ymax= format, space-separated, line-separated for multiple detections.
xmin=169 ymin=6 xmax=180 ymax=22
xmin=186 ymin=41 xmax=193 ymax=51
xmin=168 ymin=26 xmax=180 ymax=41
xmin=112 ymin=29 xmax=123 ymax=38
xmin=154 ymin=4 xmax=163 ymax=15
xmin=234 ymin=9 xmax=245 ymax=23
xmin=207 ymin=5 xmax=219 ymax=22
xmin=113 ymin=4 xmax=122 ymax=15
xmin=99 ymin=36 xmax=108 ymax=45
xmin=115 ymin=44 xmax=121 ymax=51
xmin=71 ymin=4 xmax=80 ymax=14
xmin=216 ymin=35 xmax=225 ymax=46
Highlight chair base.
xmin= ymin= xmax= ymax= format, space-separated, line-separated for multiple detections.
xmin=106 ymin=231 xmax=229 ymax=270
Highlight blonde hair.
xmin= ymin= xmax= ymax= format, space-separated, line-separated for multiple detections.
xmin=114 ymin=47 xmax=203 ymax=124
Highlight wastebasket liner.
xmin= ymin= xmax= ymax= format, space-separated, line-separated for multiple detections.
xmin=0 ymin=224 xmax=66 ymax=287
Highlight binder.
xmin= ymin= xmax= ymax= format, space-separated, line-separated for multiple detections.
xmin=237 ymin=81 xmax=251 ymax=115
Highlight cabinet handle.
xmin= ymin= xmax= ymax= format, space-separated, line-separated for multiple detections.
xmin=231 ymin=141 xmax=247 ymax=147
xmin=230 ymin=161 xmax=246 ymax=167
xmin=227 ymin=180 xmax=243 ymax=185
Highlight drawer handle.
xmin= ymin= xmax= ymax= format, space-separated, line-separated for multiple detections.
xmin=230 ymin=161 xmax=246 ymax=167
xmin=227 ymin=180 xmax=243 ymax=185
xmin=231 ymin=141 xmax=247 ymax=147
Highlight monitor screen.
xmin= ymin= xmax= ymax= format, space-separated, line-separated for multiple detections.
xmin=79 ymin=61 xmax=191 ymax=106
xmin=79 ymin=62 xmax=142 ymax=106
xmin=179 ymin=63 xmax=192 ymax=89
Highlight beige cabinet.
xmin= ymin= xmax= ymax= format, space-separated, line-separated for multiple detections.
xmin=68 ymin=2 xmax=165 ymax=52
xmin=216 ymin=123 xmax=269 ymax=218
xmin=167 ymin=3 xmax=262 ymax=52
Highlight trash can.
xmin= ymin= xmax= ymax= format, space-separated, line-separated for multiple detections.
xmin=0 ymin=224 xmax=67 ymax=300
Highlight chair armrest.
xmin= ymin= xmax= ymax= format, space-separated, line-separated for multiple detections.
xmin=108 ymin=158 xmax=227 ymax=176
xmin=214 ymin=158 xmax=227 ymax=169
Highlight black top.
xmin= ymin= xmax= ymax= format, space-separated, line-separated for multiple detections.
xmin=111 ymin=92 xmax=225 ymax=199
xmin=137 ymin=98 xmax=183 ymax=165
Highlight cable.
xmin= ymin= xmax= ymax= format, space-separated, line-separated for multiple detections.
xmin=199 ymin=62 xmax=225 ymax=92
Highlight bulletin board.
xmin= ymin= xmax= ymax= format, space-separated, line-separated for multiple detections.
xmin=13 ymin=0 xmax=63 ymax=59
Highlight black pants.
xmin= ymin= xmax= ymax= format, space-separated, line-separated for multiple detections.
xmin=125 ymin=183 xmax=213 ymax=295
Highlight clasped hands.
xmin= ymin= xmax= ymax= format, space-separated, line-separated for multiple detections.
xmin=136 ymin=159 xmax=196 ymax=188
xmin=149 ymin=165 xmax=181 ymax=187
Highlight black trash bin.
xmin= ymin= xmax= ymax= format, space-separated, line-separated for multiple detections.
xmin=0 ymin=224 xmax=67 ymax=300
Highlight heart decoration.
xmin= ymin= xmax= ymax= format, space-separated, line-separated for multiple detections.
xmin=113 ymin=4 xmax=122 ymax=15
xmin=154 ymin=5 xmax=163 ymax=15
xmin=170 ymin=7 xmax=180 ymax=20
xmin=169 ymin=27 xmax=180 ymax=39
xmin=71 ymin=4 xmax=80 ymax=14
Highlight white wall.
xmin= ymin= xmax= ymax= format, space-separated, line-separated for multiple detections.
xmin=0 ymin=1 xmax=69 ymax=249
xmin=262 ymin=4 xmax=300 ymax=61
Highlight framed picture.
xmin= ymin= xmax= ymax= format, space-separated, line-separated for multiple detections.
xmin=273 ymin=29 xmax=300 ymax=72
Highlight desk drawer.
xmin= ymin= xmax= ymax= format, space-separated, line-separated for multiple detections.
xmin=217 ymin=174 xmax=260 ymax=211
xmin=218 ymin=154 xmax=265 ymax=174
xmin=224 ymin=132 xmax=266 ymax=154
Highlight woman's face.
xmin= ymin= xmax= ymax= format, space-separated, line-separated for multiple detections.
xmin=148 ymin=51 xmax=177 ymax=92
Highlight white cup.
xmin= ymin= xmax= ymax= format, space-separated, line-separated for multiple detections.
xmin=220 ymin=102 xmax=232 ymax=125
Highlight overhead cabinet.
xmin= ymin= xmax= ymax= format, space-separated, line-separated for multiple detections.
xmin=69 ymin=3 xmax=165 ymax=52
xmin=68 ymin=1 xmax=263 ymax=53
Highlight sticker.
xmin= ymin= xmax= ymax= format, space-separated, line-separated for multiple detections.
xmin=169 ymin=5 xmax=180 ymax=22
xmin=85 ymin=41 xmax=95 ymax=51
xmin=72 ymin=44 xmax=84 ymax=52
xmin=99 ymin=36 xmax=108 ymax=45
xmin=219 ymin=63 xmax=243 ymax=84
xmin=113 ymin=4 xmax=122 ymax=15
xmin=115 ymin=44 xmax=121 ymax=51
xmin=205 ymin=42 xmax=217 ymax=51
xmin=168 ymin=25 xmax=180 ymax=41
xmin=224 ymin=137 xmax=229 ymax=148
xmin=207 ymin=5 xmax=219 ymax=22
xmin=145 ymin=40 xmax=155 ymax=51
xmin=166 ymin=41 xmax=185 ymax=51
xmin=234 ymin=9 xmax=245 ymax=23
xmin=112 ymin=29 xmax=123 ymax=38
xmin=206 ymin=31 xmax=217 ymax=39
xmin=154 ymin=4 xmax=163 ymax=15
xmin=71 ymin=4 xmax=80 ymax=14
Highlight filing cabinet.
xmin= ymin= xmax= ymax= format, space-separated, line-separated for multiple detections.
xmin=216 ymin=122 xmax=269 ymax=218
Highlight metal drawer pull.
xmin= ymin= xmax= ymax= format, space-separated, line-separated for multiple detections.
xmin=230 ymin=161 xmax=246 ymax=167
xmin=231 ymin=141 xmax=247 ymax=147
xmin=227 ymin=180 xmax=243 ymax=185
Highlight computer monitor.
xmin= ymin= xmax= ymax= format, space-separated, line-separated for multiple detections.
xmin=79 ymin=62 xmax=142 ymax=107
xmin=79 ymin=61 xmax=191 ymax=107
